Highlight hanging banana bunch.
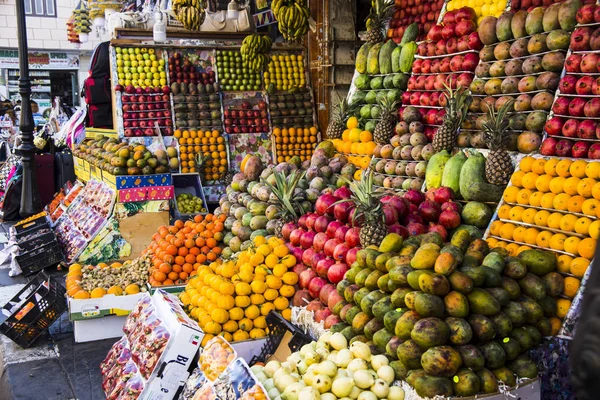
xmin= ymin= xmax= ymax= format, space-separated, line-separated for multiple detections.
xmin=240 ymin=34 xmax=272 ymax=72
xmin=172 ymin=0 xmax=207 ymax=31
xmin=272 ymin=0 xmax=311 ymax=41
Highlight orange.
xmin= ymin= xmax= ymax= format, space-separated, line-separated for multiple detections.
xmin=556 ymin=298 xmax=572 ymax=319
xmin=487 ymin=237 xmax=499 ymax=248
xmin=575 ymin=217 xmax=593 ymax=235
xmin=519 ymin=156 xmax=535 ymax=172
xmin=107 ymin=286 xmax=124 ymax=296
xmin=74 ymin=290 xmax=91 ymax=299
xmin=582 ymin=198 xmax=600 ymax=216
xmin=521 ymin=172 xmax=539 ymax=189
xmin=567 ymin=195 xmax=586 ymax=213
xmin=550 ymin=317 xmax=562 ymax=335
xmin=359 ymin=131 xmax=373 ymax=142
xmin=563 ymin=177 xmax=581 ymax=195
xmin=586 ymin=161 xmax=600 ymax=179
xmin=541 ymin=192 xmax=557 ymax=209
xmin=534 ymin=210 xmax=551 ymax=227
xmin=549 ymin=177 xmax=566 ymax=194
xmin=563 ymin=236 xmax=582 ymax=255
xmin=593 ymin=182 xmax=600 ymax=200
xmin=559 ymin=214 xmax=578 ymax=232
xmin=556 ymin=159 xmax=574 ymax=177
xmin=346 ymin=116 xmax=359 ymax=129
xmin=570 ymin=160 xmax=588 ymax=178
xmin=529 ymin=191 xmax=544 ymax=207
xmin=531 ymin=158 xmax=547 ymax=175
xmin=500 ymin=223 xmax=516 ymax=240
xmin=90 ymin=288 xmax=107 ymax=298
xmin=521 ymin=208 xmax=537 ymax=224
xmin=535 ymin=175 xmax=553 ymax=192
xmin=547 ymin=212 xmax=563 ymax=229
xmin=545 ymin=158 xmax=560 ymax=176
xmin=553 ymin=193 xmax=571 ymax=211
xmin=512 ymin=226 xmax=527 ymax=242
xmin=589 ymin=220 xmax=600 ymax=239
xmin=557 ymin=254 xmax=574 ymax=274
xmin=503 ymin=186 xmax=520 ymax=203
xmin=505 ymin=243 xmax=520 ymax=256
xmin=536 ymin=231 xmax=553 ymax=248
xmin=498 ymin=205 xmax=511 ymax=219
xmin=549 ymin=233 xmax=567 ymax=251
xmin=511 ymin=170 xmax=526 ymax=188
xmin=578 ymin=178 xmax=597 ymax=197
xmin=516 ymin=189 xmax=533 ymax=205
xmin=524 ymin=228 xmax=540 ymax=245
xmin=509 ymin=206 xmax=525 ymax=222
xmin=571 ymin=257 xmax=591 ymax=278
xmin=516 ymin=245 xmax=532 ymax=255
xmin=563 ymin=277 xmax=581 ymax=299
xmin=489 ymin=220 xmax=504 ymax=236
xmin=578 ymin=237 xmax=597 ymax=259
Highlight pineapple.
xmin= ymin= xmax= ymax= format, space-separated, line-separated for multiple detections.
xmin=339 ymin=169 xmax=388 ymax=247
xmin=365 ymin=0 xmax=395 ymax=44
xmin=373 ymin=97 xmax=398 ymax=144
xmin=432 ymin=83 xmax=472 ymax=153
xmin=327 ymin=97 xmax=352 ymax=139
xmin=262 ymin=169 xmax=306 ymax=238
xmin=483 ymin=100 xmax=515 ymax=186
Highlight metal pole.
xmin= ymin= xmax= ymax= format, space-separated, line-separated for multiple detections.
xmin=15 ymin=0 xmax=42 ymax=217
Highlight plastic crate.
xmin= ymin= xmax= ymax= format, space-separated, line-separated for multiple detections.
xmin=16 ymin=227 xmax=56 ymax=252
xmin=171 ymin=173 xmax=209 ymax=220
xmin=0 ymin=271 xmax=67 ymax=348
xmin=16 ymin=240 xmax=64 ymax=276
xmin=14 ymin=214 xmax=49 ymax=234
xmin=248 ymin=311 xmax=314 ymax=365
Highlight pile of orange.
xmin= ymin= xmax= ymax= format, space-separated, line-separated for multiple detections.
xmin=330 ymin=117 xmax=376 ymax=171
xmin=179 ymin=235 xmax=297 ymax=343
xmin=487 ymin=156 xmax=600 ymax=319
xmin=66 ymin=262 xmax=143 ymax=300
xmin=273 ymin=126 xmax=319 ymax=163
xmin=174 ymin=129 xmax=228 ymax=180
xmin=146 ymin=214 xmax=225 ymax=287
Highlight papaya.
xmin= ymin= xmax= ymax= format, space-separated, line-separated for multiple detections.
xmin=500 ymin=338 xmax=522 ymax=361
xmin=337 ymin=280 xmax=351 ymax=297
xmin=344 ymin=284 xmax=361 ymax=303
xmin=379 ymin=40 xmax=396 ymax=75
xmin=395 ymin=310 xmax=421 ymax=339
xmin=492 ymin=367 xmax=517 ymax=388
xmin=353 ymin=287 xmax=371 ymax=306
xmin=461 ymin=202 xmax=493 ymax=229
xmin=453 ymin=368 xmax=481 ymax=396
xmin=391 ymin=46 xmax=402 ymax=73
xmin=459 ymin=152 xmax=504 ymax=202
xmin=341 ymin=326 xmax=356 ymax=341
xmin=444 ymin=291 xmax=470 ymax=318
xmin=421 ymin=232 xmax=445 ymax=247
xmin=360 ymin=290 xmax=387 ymax=316
xmin=419 ymin=273 xmax=451 ymax=296
xmin=558 ymin=0 xmax=582 ymax=31
xmin=482 ymin=252 xmax=505 ymax=274
xmin=373 ymin=328 xmax=394 ymax=352
xmin=389 ymin=360 xmax=408 ymax=380
xmin=457 ymin=344 xmax=485 ymax=371
xmin=367 ymin=43 xmax=384 ymax=74
xmin=519 ymin=273 xmax=546 ymax=300
xmin=491 ymin=312 xmax=513 ymax=337
xmin=377 ymin=274 xmax=391 ymax=292
xmin=421 ymin=346 xmax=463 ymax=377
xmin=414 ymin=292 xmax=445 ymax=318
xmin=391 ymin=287 xmax=412 ymax=308
xmin=389 ymin=265 xmax=413 ymax=285
xmin=451 ymin=229 xmax=472 ymax=252
xmin=356 ymin=43 xmax=374 ymax=74
xmin=411 ymin=317 xmax=450 ymax=348
xmin=375 ymin=252 xmax=394 ymax=272
xmin=400 ymin=22 xmax=418 ymax=45
xmin=479 ymin=341 xmax=506 ymax=369
xmin=426 ymin=150 xmax=451 ymax=190
xmin=411 ymin=243 xmax=441 ymax=270
xmin=468 ymin=314 xmax=497 ymax=341
xmin=352 ymin=311 xmax=372 ymax=333
xmin=518 ymin=249 xmax=556 ymax=276
xmin=404 ymin=291 xmax=418 ymax=309
xmin=386 ymin=336 xmax=403 ymax=360
xmin=448 ymin=271 xmax=474 ymax=294
xmin=478 ymin=368 xmax=500 ymax=394
xmin=456 ymin=224 xmax=484 ymax=240
xmin=468 ymin=288 xmax=501 ymax=316
xmin=365 ymin=270 xmax=385 ymax=291
xmin=460 ymin=266 xmax=487 ymax=287
xmin=503 ymin=302 xmax=527 ymax=327
xmin=412 ymin=375 xmax=454 ymax=398
xmin=385 ymin=256 xmax=404 ymax=271
xmin=399 ymin=41 xmax=417 ymax=73
xmin=446 ymin=317 xmax=473 ymax=345
xmin=441 ymin=244 xmax=464 ymax=263
xmin=364 ymin=318 xmax=385 ymax=340
xmin=397 ymin=340 xmax=425 ymax=369
xmin=508 ymin=355 xmax=538 ymax=379
xmin=345 ymin=305 xmax=361 ymax=325
xmin=407 ymin=270 xmax=431 ymax=289
xmin=441 ymin=150 xmax=467 ymax=195
xmin=434 ymin=252 xmax=458 ymax=277
xmin=372 ymin=296 xmax=393 ymax=319
xmin=486 ymin=288 xmax=510 ymax=307
xmin=355 ymin=268 xmax=372 ymax=287
xmin=384 ymin=309 xmax=403 ymax=332
xmin=379 ymin=233 xmax=403 ymax=253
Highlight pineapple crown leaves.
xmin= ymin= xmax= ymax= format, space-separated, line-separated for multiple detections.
xmin=367 ymin=0 xmax=395 ymax=26
xmin=195 ymin=152 xmax=211 ymax=168
xmin=441 ymin=81 xmax=472 ymax=129
xmin=377 ymin=96 xmax=399 ymax=118
xmin=483 ymin=99 xmax=515 ymax=150
xmin=334 ymin=169 xmax=385 ymax=226
xmin=332 ymin=96 xmax=356 ymax=122
xmin=261 ymin=169 xmax=306 ymax=220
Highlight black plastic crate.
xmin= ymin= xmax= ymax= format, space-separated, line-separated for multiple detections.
xmin=14 ymin=215 xmax=49 ymax=234
xmin=0 ymin=271 xmax=67 ymax=348
xmin=17 ymin=229 xmax=56 ymax=252
xmin=16 ymin=240 xmax=64 ymax=276
xmin=249 ymin=311 xmax=314 ymax=365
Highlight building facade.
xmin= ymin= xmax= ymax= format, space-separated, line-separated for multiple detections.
xmin=0 ymin=0 xmax=110 ymax=113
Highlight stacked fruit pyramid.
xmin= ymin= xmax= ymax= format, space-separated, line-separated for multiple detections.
xmin=541 ymin=4 xmax=600 ymax=159
xmin=468 ymin=4 xmax=576 ymax=154
xmin=388 ymin=0 xmax=444 ymax=42
xmin=329 ymin=226 xmax=556 ymax=397
xmin=179 ymin=235 xmax=297 ymax=343
xmin=408 ymin=7 xmax=482 ymax=139
xmin=273 ymin=126 xmax=319 ymax=163
xmin=174 ymin=129 xmax=228 ymax=179
xmin=486 ymin=156 xmax=598 ymax=323
xmin=330 ymin=117 xmax=377 ymax=173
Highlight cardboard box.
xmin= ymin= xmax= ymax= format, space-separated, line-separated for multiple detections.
xmin=73 ymin=156 xmax=90 ymax=182
xmin=73 ymin=316 xmax=128 ymax=343
xmin=118 ymin=186 xmax=174 ymax=203
xmin=68 ymin=292 xmax=146 ymax=321
xmin=89 ymin=164 xmax=102 ymax=182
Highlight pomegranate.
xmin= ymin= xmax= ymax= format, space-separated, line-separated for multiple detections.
xmin=298 ymin=214 xmax=308 ymax=229
xmin=387 ymin=196 xmax=410 ymax=219
xmin=441 ymin=201 xmax=462 ymax=213
xmin=404 ymin=212 xmax=424 ymax=225
xmin=595 ymin=6 xmax=600 ymax=23
xmin=455 ymin=6 xmax=476 ymax=22
xmin=581 ymin=53 xmax=599 ymax=72
xmin=428 ymin=223 xmax=448 ymax=241
xmin=292 ymin=289 xmax=312 ymax=307
xmin=290 ymin=228 xmax=305 ymax=246
xmin=315 ymin=194 xmax=339 ymax=216
xmin=443 ymin=9 xmax=456 ymax=24
xmin=326 ymin=220 xmax=343 ymax=238
xmin=457 ymin=36 xmax=470 ymax=52
xmin=428 ymin=25 xmax=443 ymax=41
xmin=333 ymin=243 xmax=350 ymax=261
xmin=442 ymin=23 xmax=456 ymax=40
xmin=569 ymin=97 xmax=587 ymax=117
xmin=455 ymin=19 xmax=476 ymax=37
xmin=306 ymin=299 xmax=323 ymax=312
xmin=324 ymin=314 xmax=342 ymax=329
xmin=346 ymin=247 xmax=359 ymax=265
xmin=577 ymin=76 xmax=596 ymax=95
xmin=335 ymin=225 xmax=351 ymax=242
xmin=585 ymin=98 xmax=600 ymax=117
xmin=383 ymin=205 xmax=399 ymax=225
xmin=418 ymin=200 xmax=442 ymax=222
xmin=560 ymin=75 xmax=579 ymax=94
xmin=540 ymin=137 xmax=559 ymax=156
xmin=436 ymin=40 xmax=447 ymax=56
xmin=281 ymin=222 xmax=297 ymax=240
xmin=438 ymin=209 xmax=461 ymax=229
xmin=589 ymin=143 xmax=600 ymax=159
xmin=578 ymin=119 xmax=598 ymax=139
xmin=593 ymin=77 xmax=600 ymax=95
xmin=345 ymin=227 xmax=360 ymax=248
xmin=404 ymin=189 xmax=424 ymax=205
xmin=467 ymin=31 xmax=483 ymax=50
xmin=591 ymin=27 xmax=600 ymax=51
xmin=463 ymin=53 xmax=479 ymax=71
xmin=316 ymin=257 xmax=335 ymax=278
xmin=577 ymin=4 xmax=596 ymax=24
xmin=334 ymin=186 xmax=352 ymax=199
xmin=555 ymin=139 xmax=574 ymax=157
xmin=319 ymin=283 xmax=336 ymax=305
xmin=563 ymin=119 xmax=580 ymax=137
xmin=406 ymin=222 xmax=427 ymax=236
xmin=565 ymin=54 xmax=583 ymax=72
xmin=327 ymin=291 xmax=344 ymax=312
xmin=570 ymin=27 xmax=592 ymax=52
xmin=314 ymin=215 xmax=333 ymax=233
xmin=300 ymin=230 xmax=316 ymax=249
xmin=573 ymin=141 xmax=592 ymax=158
xmin=299 ymin=268 xmax=317 ymax=289
xmin=324 ymin=238 xmax=340 ymax=257
xmin=434 ymin=187 xmax=455 ymax=204
xmin=314 ymin=308 xmax=332 ymax=323
xmin=545 ymin=117 xmax=565 ymax=136
xmin=302 ymin=248 xmax=317 ymax=266
xmin=552 ymin=97 xmax=571 ymax=115
xmin=313 ymin=232 xmax=329 ymax=251
xmin=305 ymin=213 xmax=318 ymax=231
xmin=308 ymin=276 xmax=328 ymax=299
xmin=327 ymin=262 xmax=349 ymax=284
xmin=446 ymin=37 xmax=458 ymax=54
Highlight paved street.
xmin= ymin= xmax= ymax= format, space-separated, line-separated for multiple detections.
xmin=0 ymin=223 xmax=110 ymax=400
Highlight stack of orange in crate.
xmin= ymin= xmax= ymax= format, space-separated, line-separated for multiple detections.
xmin=486 ymin=156 xmax=599 ymax=322
xmin=174 ymin=129 xmax=228 ymax=181
xmin=272 ymin=126 xmax=319 ymax=163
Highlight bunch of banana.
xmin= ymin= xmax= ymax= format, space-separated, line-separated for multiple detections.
xmin=240 ymin=34 xmax=273 ymax=72
xmin=173 ymin=0 xmax=206 ymax=30
xmin=272 ymin=0 xmax=310 ymax=41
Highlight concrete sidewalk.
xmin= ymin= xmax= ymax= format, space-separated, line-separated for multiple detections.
xmin=0 ymin=221 xmax=112 ymax=400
